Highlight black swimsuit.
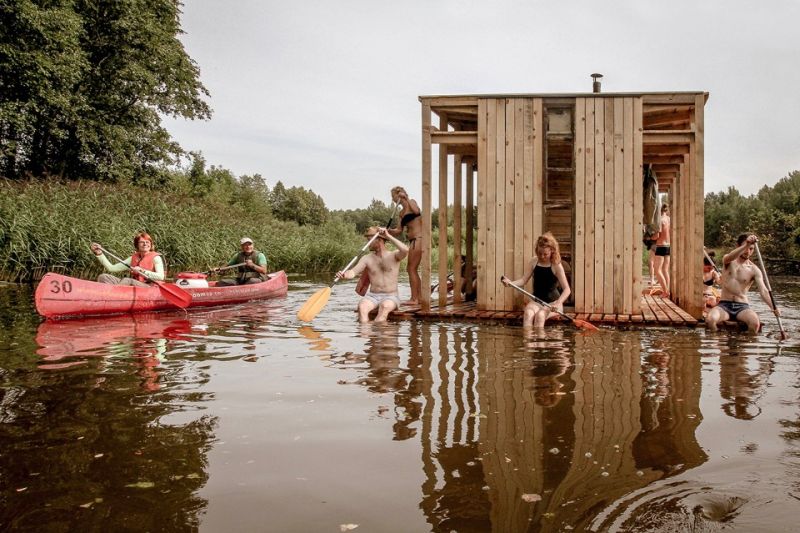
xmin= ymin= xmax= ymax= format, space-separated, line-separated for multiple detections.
xmin=533 ymin=264 xmax=561 ymax=303
xmin=401 ymin=211 xmax=420 ymax=227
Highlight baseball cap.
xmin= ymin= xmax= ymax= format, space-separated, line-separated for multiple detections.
xmin=240 ymin=237 xmax=254 ymax=244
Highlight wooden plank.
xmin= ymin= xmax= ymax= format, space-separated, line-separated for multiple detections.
xmin=439 ymin=113 xmax=449 ymax=308
xmin=431 ymin=131 xmax=478 ymax=145
xmin=421 ymin=101 xmax=432 ymax=309
xmin=422 ymin=96 xmax=481 ymax=107
xmin=523 ymin=99 xmax=534 ymax=276
xmin=513 ymin=98 xmax=525 ymax=310
xmin=622 ymin=97 xmax=634 ymax=314
xmin=643 ymin=132 xmax=692 ymax=145
xmin=477 ymin=99 xmax=488 ymax=309
xmin=613 ymin=98 xmax=624 ymax=313
xmin=453 ymin=154 xmax=463 ymax=304
xmin=574 ymin=98 xmax=586 ymax=313
xmin=466 ymin=164 xmax=475 ymax=304
xmin=632 ymin=97 xmax=643 ymax=314
xmin=532 ymin=99 xmax=544 ymax=245
xmin=584 ymin=98 xmax=596 ymax=314
xmin=495 ymin=99 xmax=506 ymax=310
xmin=486 ymin=99 xmax=498 ymax=310
xmin=446 ymin=145 xmax=479 ymax=156
xmin=641 ymin=94 xmax=698 ymax=105
xmin=651 ymin=295 xmax=683 ymax=325
xmin=504 ymin=99 xmax=515 ymax=310
xmin=640 ymin=296 xmax=657 ymax=322
xmin=689 ymin=95 xmax=706 ymax=319
xmin=603 ymin=99 xmax=614 ymax=312
xmin=644 ymin=295 xmax=670 ymax=323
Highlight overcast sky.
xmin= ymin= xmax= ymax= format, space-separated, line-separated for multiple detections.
xmin=164 ymin=0 xmax=799 ymax=210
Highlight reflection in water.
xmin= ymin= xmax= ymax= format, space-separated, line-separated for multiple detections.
xmin=339 ymin=324 xmax=709 ymax=532
xmin=1 ymin=280 xmax=799 ymax=530
xmin=1 ymin=303 xmax=282 ymax=531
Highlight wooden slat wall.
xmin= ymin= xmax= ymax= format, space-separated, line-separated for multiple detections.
xmin=572 ymin=97 xmax=641 ymax=314
xmin=476 ymin=98 xmax=544 ymax=310
xmin=438 ymin=114 xmax=449 ymax=307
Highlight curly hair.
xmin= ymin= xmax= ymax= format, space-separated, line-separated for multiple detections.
xmin=536 ymin=232 xmax=561 ymax=264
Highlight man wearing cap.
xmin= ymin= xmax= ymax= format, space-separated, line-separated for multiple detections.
xmin=214 ymin=237 xmax=268 ymax=287
xmin=337 ymin=226 xmax=408 ymax=322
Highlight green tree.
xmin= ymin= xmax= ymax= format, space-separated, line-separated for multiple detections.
xmin=0 ymin=0 xmax=210 ymax=182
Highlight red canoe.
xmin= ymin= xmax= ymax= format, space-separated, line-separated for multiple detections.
xmin=35 ymin=272 xmax=289 ymax=319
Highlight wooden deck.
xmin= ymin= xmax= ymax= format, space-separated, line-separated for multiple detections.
xmin=388 ymin=294 xmax=699 ymax=327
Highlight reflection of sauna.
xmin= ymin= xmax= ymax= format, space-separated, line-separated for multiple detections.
xmin=407 ymin=325 xmax=706 ymax=531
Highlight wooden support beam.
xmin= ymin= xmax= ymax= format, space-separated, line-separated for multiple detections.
xmin=643 ymin=144 xmax=690 ymax=155
xmin=446 ymin=145 xmax=478 ymax=156
xmin=421 ymin=101 xmax=432 ymax=309
xmin=643 ymin=155 xmax=685 ymax=164
xmin=643 ymin=132 xmax=693 ymax=144
xmin=438 ymin=113 xmax=449 ymax=308
xmin=431 ymin=105 xmax=478 ymax=116
xmin=454 ymin=155 xmax=463 ymax=304
xmin=642 ymin=94 xmax=699 ymax=105
xmin=420 ymin=96 xmax=480 ymax=107
xmin=431 ymin=131 xmax=478 ymax=145
xmin=651 ymin=163 xmax=681 ymax=173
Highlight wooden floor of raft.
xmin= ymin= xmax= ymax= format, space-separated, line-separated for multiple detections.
xmin=388 ymin=294 xmax=699 ymax=327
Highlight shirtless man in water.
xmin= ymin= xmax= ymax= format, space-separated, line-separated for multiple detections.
xmin=706 ymin=233 xmax=780 ymax=334
xmin=338 ymin=226 xmax=409 ymax=323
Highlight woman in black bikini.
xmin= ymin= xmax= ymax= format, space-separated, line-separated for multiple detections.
xmin=389 ymin=186 xmax=422 ymax=304
xmin=703 ymin=253 xmax=720 ymax=309
xmin=500 ymin=232 xmax=571 ymax=328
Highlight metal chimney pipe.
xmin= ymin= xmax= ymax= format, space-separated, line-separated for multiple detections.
xmin=591 ymin=73 xmax=603 ymax=93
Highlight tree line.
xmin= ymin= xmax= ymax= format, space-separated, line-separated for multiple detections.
xmin=704 ymin=170 xmax=800 ymax=264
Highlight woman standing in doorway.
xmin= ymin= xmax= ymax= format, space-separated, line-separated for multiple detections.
xmin=389 ymin=186 xmax=422 ymax=304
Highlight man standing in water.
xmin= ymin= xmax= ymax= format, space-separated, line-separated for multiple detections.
xmin=337 ymin=226 xmax=408 ymax=323
xmin=706 ymin=233 xmax=781 ymax=334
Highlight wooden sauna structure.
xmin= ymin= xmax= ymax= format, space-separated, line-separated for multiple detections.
xmin=419 ymin=90 xmax=708 ymax=320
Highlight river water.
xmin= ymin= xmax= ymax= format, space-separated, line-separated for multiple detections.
xmin=1 ymin=277 xmax=799 ymax=532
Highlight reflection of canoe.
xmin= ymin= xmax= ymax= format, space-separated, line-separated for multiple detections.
xmin=36 ymin=313 xmax=193 ymax=361
xmin=35 ymin=271 xmax=288 ymax=319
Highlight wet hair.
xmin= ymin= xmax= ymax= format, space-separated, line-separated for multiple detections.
xmin=536 ymin=232 xmax=561 ymax=264
xmin=736 ymin=233 xmax=751 ymax=246
xmin=363 ymin=226 xmax=386 ymax=240
xmin=661 ymin=203 xmax=669 ymax=213
xmin=703 ymin=256 xmax=712 ymax=266
xmin=133 ymin=232 xmax=154 ymax=249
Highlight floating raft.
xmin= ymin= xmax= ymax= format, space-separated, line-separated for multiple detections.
xmin=386 ymin=294 xmax=699 ymax=327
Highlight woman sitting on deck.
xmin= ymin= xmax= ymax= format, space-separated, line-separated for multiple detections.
xmin=500 ymin=232 xmax=571 ymax=328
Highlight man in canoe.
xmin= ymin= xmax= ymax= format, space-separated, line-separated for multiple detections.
xmin=337 ymin=226 xmax=408 ymax=323
xmin=213 ymin=237 xmax=268 ymax=286
xmin=90 ymin=232 xmax=165 ymax=287
xmin=706 ymin=233 xmax=781 ymax=334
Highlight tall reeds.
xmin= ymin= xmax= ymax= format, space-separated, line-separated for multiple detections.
xmin=0 ymin=180 xmax=363 ymax=281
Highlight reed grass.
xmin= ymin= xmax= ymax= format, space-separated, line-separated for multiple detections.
xmin=0 ymin=180 xmax=363 ymax=282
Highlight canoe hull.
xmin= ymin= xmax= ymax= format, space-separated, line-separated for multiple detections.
xmin=35 ymin=272 xmax=289 ymax=319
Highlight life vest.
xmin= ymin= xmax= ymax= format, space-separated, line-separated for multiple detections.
xmin=130 ymin=252 xmax=161 ymax=283
xmin=234 ymin=250 xmax=267 ymax=282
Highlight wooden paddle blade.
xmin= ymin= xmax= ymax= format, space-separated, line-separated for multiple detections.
xmin=297 ymin=287 xmax=332 ymax=322
xmin=572 ymin=319 xmax=599 ymax=332
xmin=154 ymin=280 xmax=192 ymax=308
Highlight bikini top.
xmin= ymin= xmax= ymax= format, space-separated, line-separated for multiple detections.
xmin=401 ymin=211 xmax=420 ymax=227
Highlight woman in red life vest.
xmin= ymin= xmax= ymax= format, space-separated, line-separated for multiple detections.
xmin=90 ymin=232 xmax=165 ymax=287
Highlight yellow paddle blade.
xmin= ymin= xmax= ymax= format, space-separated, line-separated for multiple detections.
xmin=297 ymin=287 xmax=332 ymax=322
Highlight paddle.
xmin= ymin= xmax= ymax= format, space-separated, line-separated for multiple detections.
xmin=297 ymin=231 xmax=385 ymax=322
xmin=703 ymin=247 xmax=721 ymax=273
xmin=203 ymin=262 xmax=247 ymax=275
xmin=501 ymin=276 xmax=599 ymax=331
xmin=99 ymin=246 xmax=192 ymax=309
xmin=753 ymin=241 xmax=788 ymax=340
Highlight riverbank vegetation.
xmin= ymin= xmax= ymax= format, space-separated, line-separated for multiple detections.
xmin=704 ymin=170 xmax=800 ymax=269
